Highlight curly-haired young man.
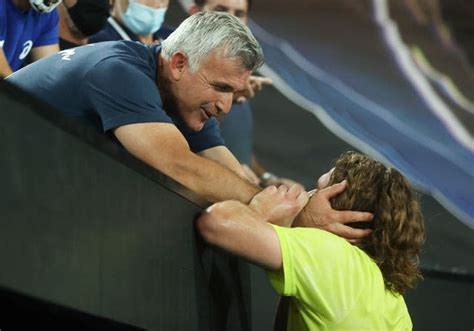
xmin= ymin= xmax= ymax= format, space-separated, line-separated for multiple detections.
xmin=197 ymin=152 xmax=424 ymax=330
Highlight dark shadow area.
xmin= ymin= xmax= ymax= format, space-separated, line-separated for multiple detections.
xmin=440 ymin=0 xmax=474 ymax=65
xmin=0 ymin=80 xmax=251 ymax=330
xmin=0 ymin=287 xmax=143 ymax=331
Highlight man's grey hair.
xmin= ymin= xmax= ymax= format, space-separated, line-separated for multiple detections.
xmin=161 ymin=11 xmax=264 ymax=72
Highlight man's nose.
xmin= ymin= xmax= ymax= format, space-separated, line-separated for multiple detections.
xmin=216 ymin=92 xmax=233 ymax=114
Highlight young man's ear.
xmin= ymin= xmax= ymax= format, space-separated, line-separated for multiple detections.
xmin=169 ymin=52 xmax=188 ymax=81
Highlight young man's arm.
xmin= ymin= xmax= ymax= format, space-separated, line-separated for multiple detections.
xmin=196 ymin=185 xmax=308 ymax=269
xmin=198 ymin=200 xmax=283 ymax=269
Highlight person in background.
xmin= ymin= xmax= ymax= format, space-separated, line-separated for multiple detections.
xmin=90 ymin=0 xmax=173 ymax=44
xmin=190 ymin=0 xmax=298 ymax=187
xmin=197 ymin=151 xmax=424 ymax=330
xmin=0 ymin=0 xmax=62 ymax=78
xmin=57 ymin=0 xmax=110 ymax=50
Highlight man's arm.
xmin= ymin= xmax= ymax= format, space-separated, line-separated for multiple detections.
xmin=0 ymin=48 xmax=13 ymax=78
xmin=114 ymin=122 xmax=260 ymax=203
xmin=198 ymin=145 xmax=246 ymax=179
xmin=30 ymin=44 xmax=60 ymax=61
xmin=115 ymin=121 xmax=372 ymax=238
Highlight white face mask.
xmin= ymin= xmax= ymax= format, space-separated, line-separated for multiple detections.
xmin=29 ymin=0 xmax=62 ymax=13
xmin=122 ymin=1 xmax=167 ymax=36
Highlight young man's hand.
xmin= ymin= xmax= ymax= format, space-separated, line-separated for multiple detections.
xmin=248 ymin=184 xmax=308 ymax=227
xmin=293 ymin=180 xmax=373 ymax=241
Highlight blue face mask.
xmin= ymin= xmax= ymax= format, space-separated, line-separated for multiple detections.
xmin=122 ymin=1 xmax=167 ymax=36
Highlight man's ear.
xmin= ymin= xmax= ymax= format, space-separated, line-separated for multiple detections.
xmin=169 ymin=52 xmax=188 ymax=81
xmin=188 ymin=3 xmax=201 ymax=16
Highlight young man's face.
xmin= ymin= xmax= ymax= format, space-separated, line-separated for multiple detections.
xmin=317 ymin=168 xmax=335 ymax=190
xmin=199 ymin=0 xmax=248 ymax=24
xmin=169 ymin=50 xmax=251 ymax=131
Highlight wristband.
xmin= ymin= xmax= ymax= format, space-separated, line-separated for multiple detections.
xmin=260 ymin=172 xmax=278 ymax=185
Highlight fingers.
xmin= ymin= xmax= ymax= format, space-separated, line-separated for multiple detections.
xmin=235 ymin=76 xmax=272 ymax=101
xmin=333 ymin=210 xmax=374 ymax=223
xmin=277 ymin=184 xmax=289 ymax=194
xmin=249 ymin=76 xmax=273 ymax=87
xmin=258 ymin=77 xmax=273 ymax=85
xmin=278 ymin=178 xmax=302 ymax=188
xmin=287 ymin=183 xmax=305 ymax=198
xmin=332 ymin=223 xmax=372 ymax=240
xmin=245 ymin=81 xmax=255 ymax=98
xmin=265 ymin=185 xmax=278 ymax=193
xmin=276 ymin=184 xmax=307 ymax=207
xmin=296 ymin=189 xmax=309 ymax=207
xmin=319 ymin=180 xmax=347 ymax=198
xmin=235 ymin=96 xmax=246 ymax=103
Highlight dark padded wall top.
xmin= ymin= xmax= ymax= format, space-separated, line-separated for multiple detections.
xmin=0 ymin=80 xmax=251 ymax=331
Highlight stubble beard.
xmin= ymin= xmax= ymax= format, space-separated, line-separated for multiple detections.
xmin=156 ymin=67 xmax=179 ymax=118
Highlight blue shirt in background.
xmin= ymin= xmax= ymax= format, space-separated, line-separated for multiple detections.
xmin=219 ymin=101 xmax=253 ymax=164
xmin=89 ymin=17 xmax=174 ymax=44
xmin=7 ymin=40 xmax=224 ymax=153
xmin=0 ymin=0 xmax=58 ymax=71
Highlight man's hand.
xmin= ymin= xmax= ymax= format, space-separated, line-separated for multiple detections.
xmin=234 ymin=75 xmax=272 ymax=103
xmin=293 ymin=180 xmax=373 ymax=241
xmin=249 ymin=184 xmax=308 ymax=227
xmin=261 ymin=174 xmax=303 ymax=189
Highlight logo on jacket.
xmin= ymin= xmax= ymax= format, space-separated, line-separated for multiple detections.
xmin=19 ymin=40 xmax=33 ymax=60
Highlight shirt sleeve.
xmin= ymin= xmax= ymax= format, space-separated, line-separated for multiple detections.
xmin=82 ymin=57 xmax=173 ymax=132
xmin=172 ymin=116 xmax=225 ymax=153
xmin=34 ymin=10 xmax=59 ymax=47
xmin=266 ymin=226 xmax=369 ymax=319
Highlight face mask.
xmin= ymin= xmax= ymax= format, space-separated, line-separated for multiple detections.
xmin=67 ymin=0 xmax=110 ymax=37
xmin=122 ymin=1 xmax=167 ymax=36
xmin=30 ymin=0 xmax=62 ymax=13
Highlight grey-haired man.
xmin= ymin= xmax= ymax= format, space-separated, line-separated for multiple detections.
xmin=8 ymin=11 xmax=373 ymax=232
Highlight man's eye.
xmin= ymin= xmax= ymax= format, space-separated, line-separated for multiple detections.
xmin=213 ymin=85 xmax=232 ymax=92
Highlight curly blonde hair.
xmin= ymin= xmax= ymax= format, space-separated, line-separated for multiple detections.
xmin=328 ymin=152 xmax=425 ymax=294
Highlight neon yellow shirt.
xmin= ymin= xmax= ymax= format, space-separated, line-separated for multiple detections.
xmin=267 ymin=225 xmax=412 ymax=331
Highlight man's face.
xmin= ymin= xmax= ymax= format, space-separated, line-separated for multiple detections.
xmin=168 ymin=50 xmax=251 ymax=131
xmin=199 ymin=0 xmax=248 ymax=24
